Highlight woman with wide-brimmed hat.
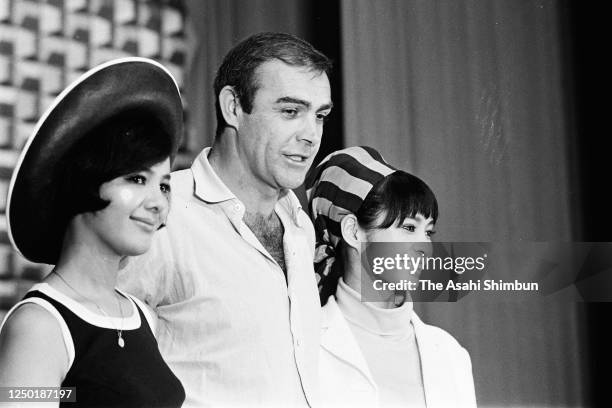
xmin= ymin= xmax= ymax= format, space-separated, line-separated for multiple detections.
xmin=0 ymin=58 xmax=185 ymax=407
xmin=306 ymin=146 xmax=477 ymax=408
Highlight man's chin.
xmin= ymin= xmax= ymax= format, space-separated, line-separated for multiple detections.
xmin=277 ymin=173 xmax=307 ymax=191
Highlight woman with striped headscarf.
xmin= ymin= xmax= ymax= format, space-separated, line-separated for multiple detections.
xmin=306 ymin=146 xmax=476 ymax=408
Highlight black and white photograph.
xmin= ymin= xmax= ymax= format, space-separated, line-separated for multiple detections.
xmin=0 ymin=1 xmax=609 ymax=407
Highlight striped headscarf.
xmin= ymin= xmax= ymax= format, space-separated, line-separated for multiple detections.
xmin=305 ymin=146 xmax=396 ymax=293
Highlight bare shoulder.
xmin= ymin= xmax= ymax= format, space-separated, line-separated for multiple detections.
xmin=1 ymin=303 xmax=65 ymax=347
xmin=0 ymin=303 xmax=67 ymax=386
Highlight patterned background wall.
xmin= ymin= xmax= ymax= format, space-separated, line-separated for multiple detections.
xmin=0 ymin=0 xmax=188 ymax=319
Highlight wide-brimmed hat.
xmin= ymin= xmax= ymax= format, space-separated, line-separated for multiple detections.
xmin=6 ymin=57 xmax=183 ymax=264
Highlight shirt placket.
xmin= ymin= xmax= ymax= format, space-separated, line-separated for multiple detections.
xmin=283 ymin=217 xmax=312 ymax=406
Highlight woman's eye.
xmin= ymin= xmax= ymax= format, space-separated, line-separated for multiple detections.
xmin=160 ymin=183 xmax=171 ymax=194
xmin=426 ymin=230 xmax=436 ymax=237
xmin=127 ymin=175 xmax=146 ymax=184
xmin=402 ymin=225 xmax=416 ymax=232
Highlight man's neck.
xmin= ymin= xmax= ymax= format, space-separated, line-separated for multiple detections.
xmin=208 ymin=138 xmax=281 ymax=217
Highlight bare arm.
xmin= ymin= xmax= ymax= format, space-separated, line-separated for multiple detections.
xmin=0 ymin=304 xmax=68 ymax=387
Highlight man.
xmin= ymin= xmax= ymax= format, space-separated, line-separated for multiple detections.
xmin=118 ymin=32 xmax=332 ymax=407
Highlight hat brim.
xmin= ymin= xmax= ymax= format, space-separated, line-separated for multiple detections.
xmin=6 ymin=57 xmax=183 ymax=264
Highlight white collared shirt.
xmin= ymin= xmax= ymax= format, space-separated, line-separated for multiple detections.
xmin=118 ymin=148 xmax=321 ymax=408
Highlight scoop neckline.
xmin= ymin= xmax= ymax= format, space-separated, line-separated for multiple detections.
xmin=30 ymin=282 xmax=141 ymax=330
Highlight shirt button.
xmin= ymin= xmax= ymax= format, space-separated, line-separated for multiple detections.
xmin=295 ymin=338 xmax=301 ymax=347
xmin=234 ymin=204 xmax=241 ymax=211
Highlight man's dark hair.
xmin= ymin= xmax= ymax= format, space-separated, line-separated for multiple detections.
xmin=213 ymin=32 xmax=332 ymax=137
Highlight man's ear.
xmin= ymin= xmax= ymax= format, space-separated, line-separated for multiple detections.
xmin=340 ymin=214 xmax=362 ymax=250
xmin=219 ymin=85 xmax=241 ymax=129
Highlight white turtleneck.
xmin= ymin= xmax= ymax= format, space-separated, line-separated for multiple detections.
xmin=336 ymin=278 xmax=426 ymax=408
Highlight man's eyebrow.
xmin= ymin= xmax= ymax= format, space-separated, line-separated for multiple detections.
xmin=318 ymin=101 xmax=334 ymax=112
xmin=275 ymin=97 xmax=334 ymax=112
xmin=275 ymin=96 xmax=311 ymax=108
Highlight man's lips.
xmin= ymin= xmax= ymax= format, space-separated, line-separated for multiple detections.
xmin=283 ymin=153 xmax=311 ymax=163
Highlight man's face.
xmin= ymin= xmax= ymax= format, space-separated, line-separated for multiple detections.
xmin=236 ymin=60 xmax=332 ymax=191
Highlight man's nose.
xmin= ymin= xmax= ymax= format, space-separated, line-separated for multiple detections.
xmin=298 ymin=115 xmax=321 ymax=145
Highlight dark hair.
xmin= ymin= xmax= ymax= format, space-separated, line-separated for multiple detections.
xmin=58 ymin=108 xmax=173 ymax=222
xmin=356 ymin=170 xmax=438 ymax=229
xmin=319 ymin=171 xmax=439 ymax=304
xmin=213 ymin=32 xmax=332 ymax=137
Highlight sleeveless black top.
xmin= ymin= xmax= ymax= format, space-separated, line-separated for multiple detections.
xmin=22 ymin=286 xmax=185 ymax=408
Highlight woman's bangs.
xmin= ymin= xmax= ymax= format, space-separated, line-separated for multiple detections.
xmin=376 ymin=172 xmax=439 ymax=228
